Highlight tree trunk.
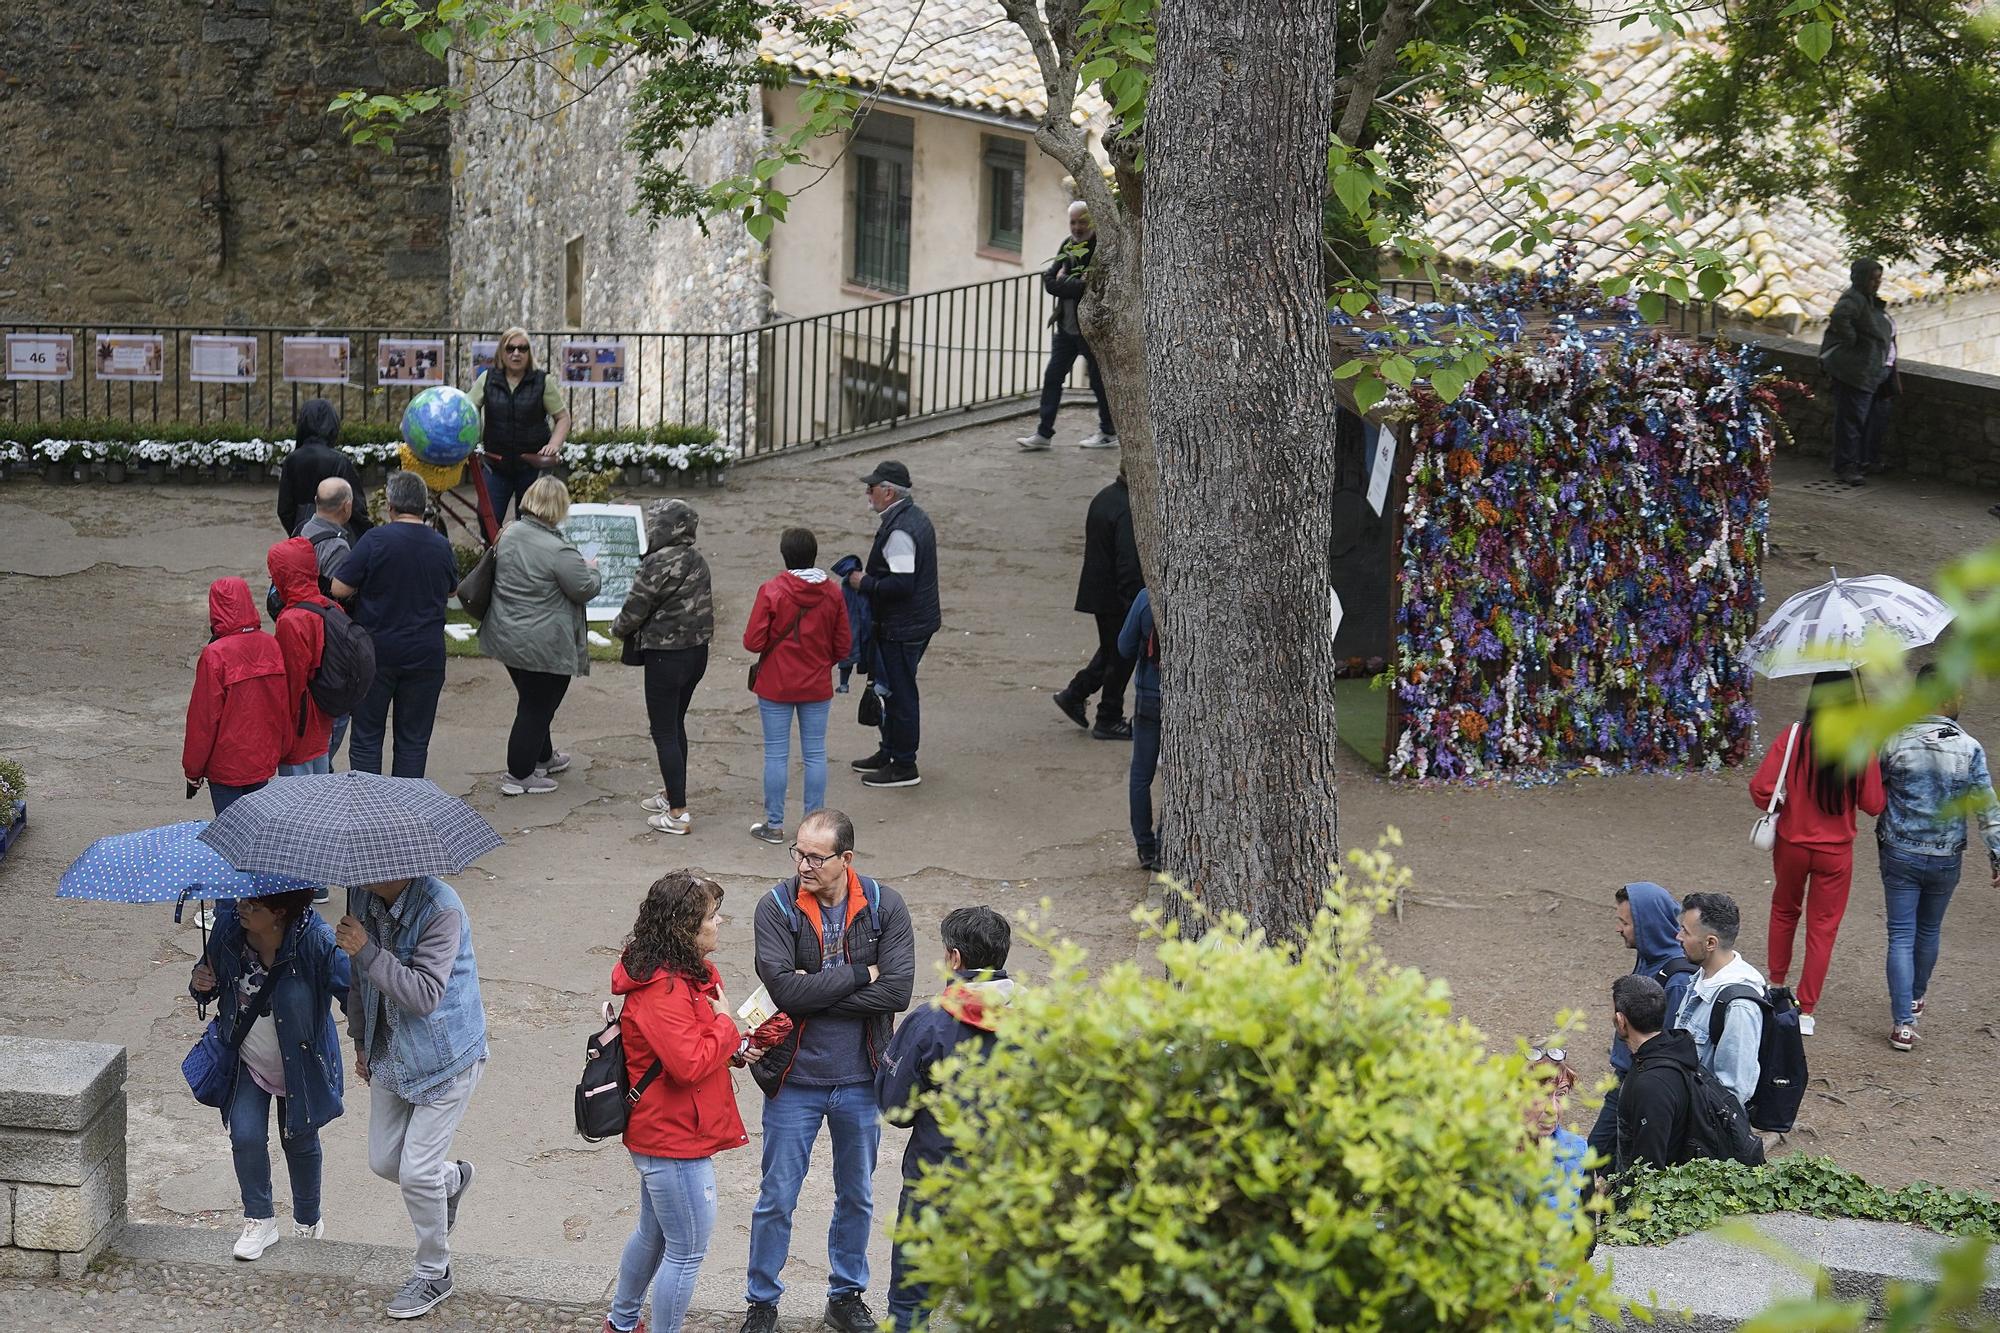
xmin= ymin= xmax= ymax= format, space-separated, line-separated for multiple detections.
xmin=1143 ymin=0 xmax=1342 ymax=939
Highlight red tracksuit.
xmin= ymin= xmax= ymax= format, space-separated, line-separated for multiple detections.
xmin=1749 ymin=724 xmax=1885 ymax=1015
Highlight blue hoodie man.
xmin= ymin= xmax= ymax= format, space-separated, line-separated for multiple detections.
xmin=1585 ymin=882 xmax=1698 ymax=1164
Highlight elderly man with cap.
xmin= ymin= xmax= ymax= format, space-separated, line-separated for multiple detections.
xmin=1017 ymin=200 xmax=1117 ymax=452
xmin=847 ymin=461 xmax=939 ymax=788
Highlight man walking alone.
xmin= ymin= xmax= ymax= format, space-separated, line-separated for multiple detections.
xmin=847 ymin=462 xmax=939 ymax=789
xmin=1053 ymin=470 xmax=1142 ymax=740
xmin=1016 ymin=201 xmax=1116 ymax=452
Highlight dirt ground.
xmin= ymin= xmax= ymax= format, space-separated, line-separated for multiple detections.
xmin=2 ymin=419 xmax=1996 ymax=1316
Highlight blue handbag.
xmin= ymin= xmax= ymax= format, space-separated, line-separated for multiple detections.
xmin=183 ymin=964 xmax=282 ymax=1108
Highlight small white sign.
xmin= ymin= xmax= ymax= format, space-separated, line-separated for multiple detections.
xmin=190 ymin=335 xmax=258 ymax=384
xmin=95 ymin=334 xmax=164 ymax=382
xmin=1365 ymin=424 xmax=1396 ymax=517
xmin=282 ymin=336 xmax=353 ymax=385
xmin=737 ymin=984 xmax=778 ymax=1030
xmin=7 ymin=333 xmax=74 ymax=381
xmin=1330 ymin=588 xmax=1345 ymax=642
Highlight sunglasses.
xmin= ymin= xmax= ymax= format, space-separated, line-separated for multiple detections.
xmin=503 ymin=344 xmax=531 ymax=353
xmin=790 ymin=845 xmax=838 ymax=871
xmin=1529 ymin=1047 xmax=1567 ymax=1064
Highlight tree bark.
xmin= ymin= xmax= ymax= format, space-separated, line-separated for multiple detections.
xmin=1143 ymin=0 xmax=1343 ymax=939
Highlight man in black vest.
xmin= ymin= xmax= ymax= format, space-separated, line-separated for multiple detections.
xmin=846 ymin=461 xmax=940 ymax=789
xmin=474 ymin=330 xmax=571 ymax=522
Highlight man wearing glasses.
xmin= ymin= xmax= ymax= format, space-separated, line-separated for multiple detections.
xmin=472 ymin=326 xmax=572 ymax=523
xmin=742 ymin=808 xmax=915 ymax=1333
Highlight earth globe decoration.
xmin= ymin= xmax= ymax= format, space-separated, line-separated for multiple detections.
xmin=400 ymin=386 xmax=480 ymax=467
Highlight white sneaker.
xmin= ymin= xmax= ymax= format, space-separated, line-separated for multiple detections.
xmin=1016 ymin=432 xmax=1053 ymax=451
xmin=233 ymin=1215 xmax=280 ymax=1261
xmin=1078 ymin=432 xmax=1120 ymax=449
xmin=640 ymin=791 xmax=673 ymax=815
xmin=293 ymin=1219 xmax=325 ymax=1239
xmin=192 ymin=903 xmax=217 ymax=932
xmin=499 ymin=773 xmax=558 ymax=796
xmin=648 ymin=812 xmax=691 ymax=835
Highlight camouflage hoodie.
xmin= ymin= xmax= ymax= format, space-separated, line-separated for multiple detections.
xmin=612 ymin=498 xmax=714 ymax=651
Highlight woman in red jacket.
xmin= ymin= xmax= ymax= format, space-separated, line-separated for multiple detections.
xmin=1749 ymin=671 xmax=1885 ymax=1034
xmin=743 ymin=528 xmax=851 ymax=846
xmin=603 ymin=871 xmax=753 ymax=1333
xmin=183 ymin=577 xmax=291 ymax=815
xmin=268 ymin=538 xmax=338 ymax=776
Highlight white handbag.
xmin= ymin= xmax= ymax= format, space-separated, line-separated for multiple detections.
xmin=1750 ymin=723 xmax=1801 ymax=851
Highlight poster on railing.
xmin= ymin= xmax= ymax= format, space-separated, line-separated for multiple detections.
xmin=189 ymin=335 xmax=258 ymax=384
xmin=468 ymin=340 xmax=498 ymax=381
xmin=7 ymin=333 xmax=74 ymax=382
xmin=94 ymin=334 xmax=164 ymax=382
xmin=282 ymin=336 xmax=352 ymax=385
xmin=377 ymin=338 xmax=445 ymax=387
xmin=558 ymin=340 xmax=627 ymax=387
xmin=561 ymin=503 xmax=648 ymax=621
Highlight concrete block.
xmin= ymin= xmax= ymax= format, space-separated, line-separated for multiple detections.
xmin=0 ymin=1037 xmax=125 ymax=1132
xmin=0 ymin=1244 xmax=58 ymax=1278
xmin=11 ymin=1148 xmax=125 ymax=1252
xmin=0 ymin=1096 xmax=125 ymax=1186
xmin=55 ymin=1216 xmax=119 ymax=1280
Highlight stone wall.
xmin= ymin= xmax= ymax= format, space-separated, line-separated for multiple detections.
xmin=0 ymin=0 xmax=450 ymax=327
xmin=0 ymin=1036 xmax=127 ymax=1279
xmin=1791 ymin=287 xmax=2000 ymax=378
xmin=450 ymin=57 xmax=767 ymax=438
xmin=1751 ymin=337 xmax=2000 ymax=487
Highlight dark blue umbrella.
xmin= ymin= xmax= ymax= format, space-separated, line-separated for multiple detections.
xmin=197 ymin=772 xmax=502 ymax=885
xmin=59 ymin=821 xmax=322 ymax=910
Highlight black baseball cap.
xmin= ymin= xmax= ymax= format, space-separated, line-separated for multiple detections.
xmin=860 ymin=460 xmax=912 ymax=488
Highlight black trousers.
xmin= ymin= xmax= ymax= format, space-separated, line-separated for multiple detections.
xmin=505 ymin=666 xmax=571 ymax=779
xmin=1036 ymin=330 xmax=1115 ymax=437
xmin=875 ymin=635 xmax=930 ymax=765
xmin=1066 ymin=610 xmax=1134 ymax=724
xmin=1829 ymin=379 xmax=1891 ymax=476
xmin=644 ymin=645 xmax=708 ymax=807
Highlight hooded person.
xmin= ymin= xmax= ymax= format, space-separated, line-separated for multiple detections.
xmin=269 ymin=538 xmax=339 ymax=777
xmin=184 ymin=576 xmax=292 ymax=814
xmin=744 ymin=527 xmax=853 ymax=845
xmin=1584 ymin=882 xmax=1698 ymax=1165
xmin=276 ymin=399 xmax=371 ymax=538
xmin=613 ymin=499 xmax=715 ymax=834
xmin=875 ymin=906 xmax=1015 ymax=1333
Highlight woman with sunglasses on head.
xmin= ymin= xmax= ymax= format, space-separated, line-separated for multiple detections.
xmin=473 ymin=327 xmax=572 ymax=523
xmin=603 ymin=872 xmax=781 ymax=1333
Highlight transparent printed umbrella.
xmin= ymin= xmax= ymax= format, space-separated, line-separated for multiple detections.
xmin=1742 ymin=571 xmax=1955 ymax=680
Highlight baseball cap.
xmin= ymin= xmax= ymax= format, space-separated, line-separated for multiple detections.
xmin=860 ymin=460 xmax=912 ymax=489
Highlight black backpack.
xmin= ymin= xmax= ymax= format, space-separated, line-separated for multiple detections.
xmin=1678 ymin=1061 xmax=1767 ymax=1168
xmin=1707 ymin=983 xmax=1808 ymax=1134
xmin=575 ymin=1002 xmax=664 ymax=1142
xmin=293 ymin=601 xmax=376 ymax=724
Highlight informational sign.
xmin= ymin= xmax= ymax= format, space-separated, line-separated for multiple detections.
xmin=559 ymin=340 xmax=627 ymax=387
xmin=7 ymin=333 xmax=74 ymax=382
xmin=94 ymin=334 xmax=164 ymax=382
xmin=282 ymin=336 xmax=352 ymax=385
xmin=1330 ymin=588 xmax=1345 ymax=642
xmin=1365 ymin=421 xmax=1396 ymax=517
xmin=190 ymin=335 xmax=258 ymax=384
xmin=377 ymin=338 xmax=445 ymax=386
xmin=468 ymin=340 xmax=499 ymax=380
xmin=562 ymin=502 xmax=648 ymax=621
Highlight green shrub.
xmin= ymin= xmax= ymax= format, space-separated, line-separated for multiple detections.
xmin=0 ymin=757 xmax=24 ymax=807
xmin=900 ymin=839 xmax=1609 ymax=1330
xmin=565 ymin=467 xmax=616 ymax=505
xmin=1611 ymin=1155 xmax=2000 ymax=1247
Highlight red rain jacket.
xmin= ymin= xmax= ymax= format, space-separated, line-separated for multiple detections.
xmin=612 ymin=958 xmax=750 ymax=1161
xmin=182 ymin=577 xmax=290 ymax=786
xmin=743 ymin=572 xmax=851 ymax=704
xmin=269 ymin=538 xmax=336 ymax=765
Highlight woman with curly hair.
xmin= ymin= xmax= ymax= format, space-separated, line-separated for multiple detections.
xmin=602 ymin=872 xmax=754 ymax=1333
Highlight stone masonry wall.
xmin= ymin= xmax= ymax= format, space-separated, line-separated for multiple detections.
xmin=0 ymin=1036 xmax=127 ymax=1279
xmin=0 ymin=0 xmax=450 ymax=327
xmin=451 ymin=56 xmax=767 ymax=439
xmin=1752 ymin=337 xmax=2000 ymax=487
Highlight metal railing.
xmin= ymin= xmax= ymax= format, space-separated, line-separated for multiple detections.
xmin=0 ymin=270 xmax=1083 ymax=459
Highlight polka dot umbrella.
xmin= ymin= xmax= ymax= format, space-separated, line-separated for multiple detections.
xmin=57 ymin=820 xmax=323 ymax=909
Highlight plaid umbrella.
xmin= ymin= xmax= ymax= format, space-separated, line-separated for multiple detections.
xmin=197 ymin=772 xmax=502 ymax=885
xmin=1743 ymin=572 xmax=1954 ymax=679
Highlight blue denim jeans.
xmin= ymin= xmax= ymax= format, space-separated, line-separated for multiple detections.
xmin=209 ymin=781 xmax=267 ymax=816
xmin=278 ymin=754 xmax=333 ymax=777
xmin=227 ymin=1066 xmax=322 ymax=1225
xmin=327 ymin=714 xmax=350 ymax=762
xmin=1130 ymin=710 xmax=1160 ymax=859
xmin=758 ymin=697 xmax=831 ymax=830
xmin=608 ymin=1153 xmax=717 ymax=1333
xmin=746 ymin=1081 xmax=882 ymax=1306
xmin=1879 ymin=845 xmax=1962 ymax=1026
xmin=875 ymin=637 xmax=930 ymax=765
xmin=348 ymin=663 xmax=445 ymax=778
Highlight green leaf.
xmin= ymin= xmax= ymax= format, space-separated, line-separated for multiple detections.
xmin=754 ymin=156 xmax=786 ymax=181
xmin=1332 ymin=168 xmax=1375 ymax=219
xmin=1352 ymin=370 xmax=1388 ymax=414
xmin=1697 ymin=268 xmax=1728 ymax=300
xmin=1332 ymin=358 xmax=1368 ymax=379
xmin=1430 ymin=367 xmax=1467 ymax=402
xmin=1795 ymin=20 xmax=1833 ymax=63
xmin=1381 ymin=355 xmax=1417 ymax=388
xmin=1078 ymin=57 xmax=1117 ymax=84
xmin=746 ymin=212 xmax=775 ymax=243
xmin=1337 ymin=290 xmax=1372 ymax=316
xmin=1638 ymin=292 xmax=1666 ymax=324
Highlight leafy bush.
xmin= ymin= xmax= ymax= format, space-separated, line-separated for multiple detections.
xmin=0 ymin=757 xmax=25 ymax=807
xmin=1612 ymin=1155 xmax=2000 ymax=1247
xmin=899 ymin=840 xmax=1609 ymax=1330
xmin=565 ymin=466 xmax=616 ymax=505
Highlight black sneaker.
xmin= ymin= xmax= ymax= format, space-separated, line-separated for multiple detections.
xmin=1092 ymin=718 xmax=1134 ymax=741
xmin=863 ymin=762 xmax=921 ymax=788
xmin=445 ymin=1160 xmax=473 ymax=1231
xmin=1052 ymin=691 xmax=1089 ymax=729
xmin=738 ymin=1305 xmax=779 ymax=1333
xmin=1138 ymin=847 xmax=1160 ymax=872
xmin=850 ymin=749 xmax=892 ymax=774
xmin=824 ymin=1294 xmax=879 ymax=1333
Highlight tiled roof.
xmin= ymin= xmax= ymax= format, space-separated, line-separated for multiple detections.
xmin=1422 ymin=33 xmax=1993 ymax=322
xmin=759 ymin=0 xmax=1104 ymax=126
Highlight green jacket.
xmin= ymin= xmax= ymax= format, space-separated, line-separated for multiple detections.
xmin=477 ymin=515 xmax=600 ymax=676
xmin=1819 ymin=285 xmax=1894 ymax=391
xmin=613 ymin=499 xmax=714 ymax=652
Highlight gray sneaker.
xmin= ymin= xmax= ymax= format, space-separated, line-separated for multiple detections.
xmin=1015 ymin=431 xmax=1054 ymax=451
xmin=748 ymin=822 xmax=785 ymax=845
xmin=537 ymin=750 xmax=573 ymax=776
xmin=499 ymin=773 xmax=558 ymax=796
xmin=387 ymin=1270 xmax=453 ymax=1319
xmin=445 ymin=1160 xmax=473 ymax=1231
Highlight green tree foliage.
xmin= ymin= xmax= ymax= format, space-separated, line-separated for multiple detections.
xmin=1666 ymin=0 xmax=2000 ymax=276
xmin=895 ymin=839 xmax=1611 ymax=1329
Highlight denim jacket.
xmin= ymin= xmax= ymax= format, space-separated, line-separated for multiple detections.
xmin=1878 ymin=716 xmax=2000 ymax=868
xmin=192 ymin=907 xmax=351 ymax=1138
xmin=1674 ymin=953 xmax=1764 ymax=1110
xmin=347 ymin=877 xmax=487 ymax=1103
